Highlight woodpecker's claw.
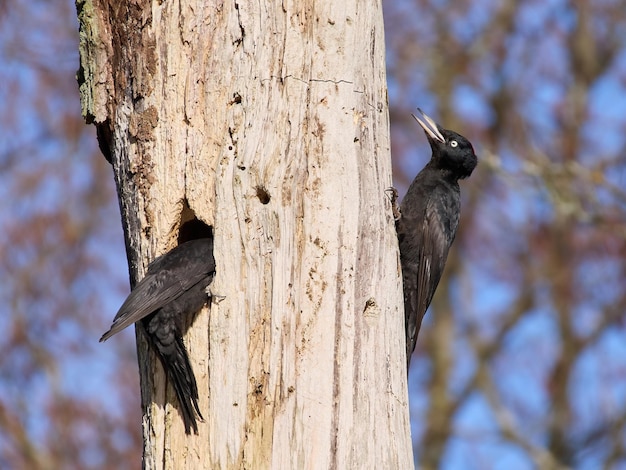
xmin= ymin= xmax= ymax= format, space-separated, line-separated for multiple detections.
xmin=386 ymin=187 xmax=401 ymax=221
xmin=207 ymin=285 xmax=226 ymax=303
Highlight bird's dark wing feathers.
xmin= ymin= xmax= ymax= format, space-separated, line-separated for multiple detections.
xmin=417 ymin=202 xmax=450 ymax=317
xmin=100 ymin=239 xmax=215 ymax=342
xmin=404 ymin=199 xmax=452 ymax=360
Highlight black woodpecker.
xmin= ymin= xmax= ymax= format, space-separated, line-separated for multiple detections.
xmin=396 ymin=109 xmax=477 ymax=367
xmin=100 ymin=237 xmax=215 ymax=434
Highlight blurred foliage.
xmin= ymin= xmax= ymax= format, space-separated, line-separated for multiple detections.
xmin=1 ymin=0 xmax=625 ymax=468
xmin=0 ymin=1 xmax=140 ymax=468
xmin=385 ymin=0 xmax=626 ymax=468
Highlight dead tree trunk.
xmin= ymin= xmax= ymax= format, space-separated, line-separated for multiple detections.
xmin=77 ymin=0 xmax=412 ymax=468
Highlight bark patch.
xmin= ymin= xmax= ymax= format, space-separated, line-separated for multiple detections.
xmin=129 ymin=106 xmax=159 ymax=141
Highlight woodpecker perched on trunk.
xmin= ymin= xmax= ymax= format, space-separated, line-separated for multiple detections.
xmin=101 ymin=237 xmax=215 ymax=434
xmin=395 ymin=110 xmax=477 ymax=367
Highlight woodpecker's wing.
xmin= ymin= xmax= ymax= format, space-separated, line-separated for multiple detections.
xmin=402 ymin=200 xmax=452 ymax=360
xmin=100 ymin=238 xmax=215 ymax=342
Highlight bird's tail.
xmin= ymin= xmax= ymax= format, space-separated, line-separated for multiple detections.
xmin=156 ymin=336 xmax=204 ymax=434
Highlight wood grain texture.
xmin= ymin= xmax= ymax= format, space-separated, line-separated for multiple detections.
xmin=77 ymin=0 xmax=412 ymax=468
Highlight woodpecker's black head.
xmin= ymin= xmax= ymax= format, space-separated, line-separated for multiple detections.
xmin=412 ymin=109 xmax=477 ymax=180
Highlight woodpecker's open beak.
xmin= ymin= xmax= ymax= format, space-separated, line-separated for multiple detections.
xmin=412 ymin=109 xmax=445 ymax=143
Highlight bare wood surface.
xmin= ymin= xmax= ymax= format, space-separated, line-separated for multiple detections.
xmin=78 ymin=0 xmax=412 ymax=468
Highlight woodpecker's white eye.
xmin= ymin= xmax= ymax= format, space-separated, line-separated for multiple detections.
xmin=450 ymin=140 xmax=458 ymax=148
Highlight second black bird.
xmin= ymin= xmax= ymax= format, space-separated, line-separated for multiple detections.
xmin=100 ymin=237 xmax=215 ymax=434
xmin=396 ymin=110 xmax=477 ymax=367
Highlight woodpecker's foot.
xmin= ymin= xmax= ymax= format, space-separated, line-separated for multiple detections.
xmin=386 ymin=187 xmax=401 ymax=221
xmin=207 ymin=285 xmax=226 ymax=303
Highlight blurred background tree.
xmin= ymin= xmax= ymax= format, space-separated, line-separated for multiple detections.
xmin=1 ymin=0 xmax=624 ymax=468
xmin=386 ymin=0 xmax=626 ymax=468
xmin=0 ymin=1 xmax=140 ymax=468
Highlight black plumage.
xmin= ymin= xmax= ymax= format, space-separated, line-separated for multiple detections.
xmin=396 ymin=110 xmax=477 ymax=367
xmin=101 ymin=237 xmax=215 ymax=434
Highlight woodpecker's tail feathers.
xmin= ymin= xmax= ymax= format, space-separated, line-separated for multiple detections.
xmin=158 ymin=336 xmax=204 ymax=435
